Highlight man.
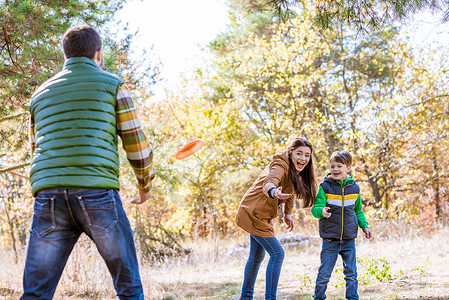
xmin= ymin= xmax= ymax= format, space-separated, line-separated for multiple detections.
xmin=22 ymin=25 xmax=154 ymax=299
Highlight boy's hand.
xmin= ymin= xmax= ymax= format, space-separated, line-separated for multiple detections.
xmin=322 ymin=207 xmax=331 ymax=218
xmin=364 ymin=228 xmax=372 ymax=239
xmin=273 ymin=186 xmax=292 ymax=200
xmin=284 ymin=214 xmax=294 ymax=231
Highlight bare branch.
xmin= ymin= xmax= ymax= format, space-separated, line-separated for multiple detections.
xmin=0 ymin=162 xmax=30 ymax=174
xmin=7 ymin=170 xmax=30 ymax=181
xmin=0 ymin=112 xmax=27 ymax=123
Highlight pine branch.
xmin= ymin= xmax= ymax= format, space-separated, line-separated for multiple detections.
xmin=269 ymin=0 xmax=449 ymax=30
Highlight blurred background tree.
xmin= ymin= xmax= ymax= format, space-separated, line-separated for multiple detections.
xmin=146 ymin=0 xmax=449 ymax=237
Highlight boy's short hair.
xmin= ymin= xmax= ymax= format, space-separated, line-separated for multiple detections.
xmin=62 ymin=25 xmax=102 ymax=59
xmin=330 ymin=151 xmax=352 ymax=167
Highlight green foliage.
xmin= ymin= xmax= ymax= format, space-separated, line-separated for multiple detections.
xmin=333 ymin=256 xmax=392 ymax=288
xmin=413 ymin=256 xmax=431 ymax=279
xmin=0 ymin=0 xmax=159 ymax=155
xmin=268 ymin=0 xmax=449 ymax=31
xmin=0 ymin=0 xmax=122 ymax=154
xmin=333 ymin=267 xmax=345 ymax=288
xmin=357 ymin=255 xmax=393 ymax=284
xmin=296 ymin=273 xmax=313 ymax=292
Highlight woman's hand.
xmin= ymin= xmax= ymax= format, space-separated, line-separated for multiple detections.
xmin=284 ymin=214 xmax=294 ymax=231
xmin=273 ymin=186 xmax=292 ymax=200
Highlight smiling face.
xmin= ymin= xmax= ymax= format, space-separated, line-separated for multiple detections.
xmin=291 ymin=146 xmax=311 ymax=172
xmin=330 ymin=159 xmax=351 ymax=181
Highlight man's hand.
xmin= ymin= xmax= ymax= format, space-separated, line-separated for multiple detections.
xmin=364 ymin=227 xmax=372 ymax=239
xmin=131 ymin=190 xmax=151 ymax=205
xmin=322 ymin=207 xmax=331 ymax=218
xmin=284 ymin=214 xmax=294 ymax=231
xmin=273 ymin=186 xmax=292 ymax=200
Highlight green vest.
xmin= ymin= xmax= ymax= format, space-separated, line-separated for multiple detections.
xmin=29 ymin=57 xmax=123 ymax=195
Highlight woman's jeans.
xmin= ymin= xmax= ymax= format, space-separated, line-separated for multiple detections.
xmin=313 ymin=239 xmax=358 ymax=300
xmin=240 ymin=234 xmax=285 ymax=300
xmin=21 ymin=189 xmax=144 ymax=300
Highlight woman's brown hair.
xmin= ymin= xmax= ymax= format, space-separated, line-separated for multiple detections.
xmin=287 ymin=137 xmax=317 ymax=208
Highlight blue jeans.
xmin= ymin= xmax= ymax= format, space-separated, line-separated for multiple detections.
xmin=313 ymin=239 xmax=358 ymax=300
xmin=21 ymin=189 xmax=144 ymax=300
xmin=240 ymin=234 xmax=285 ymax=300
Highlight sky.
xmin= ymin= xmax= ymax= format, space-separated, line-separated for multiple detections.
xmin=115 ymin=0 xmax=230 ymax=100
xmin=115 ymin=1 xmax=449 ymax=101
xmin=407 ymin=12 xmax=449 ymax=48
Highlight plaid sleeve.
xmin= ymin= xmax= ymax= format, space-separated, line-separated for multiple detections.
xmin=29 ymin=116 xmax=35 ymax=154
xmin=116 ymin=85 xmax=155 ymax=193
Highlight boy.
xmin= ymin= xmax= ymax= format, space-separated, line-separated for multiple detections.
xmin=311 ymin=151 xmax=372 ymax=300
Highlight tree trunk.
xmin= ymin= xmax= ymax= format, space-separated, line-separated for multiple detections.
xmin=295 ymin=199 xmax=304 ymax=226
xmin=432 ymin=154 xmax=441 ymax=219
xmin=382 ymin=175 xmax=390 ymax=214
xmin=310 ymin=81 xmax=339 ymax=155
xmin=362 ymin=161 xmax=382 ymax=208
xmin=5 ymin=202 xmax=18 ymax=263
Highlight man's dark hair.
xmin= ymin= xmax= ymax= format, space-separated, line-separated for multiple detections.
xmin=62 ymin=25 xmax=102 ymax=59
xmin=330 ymin=151 xmax=352 ymax=167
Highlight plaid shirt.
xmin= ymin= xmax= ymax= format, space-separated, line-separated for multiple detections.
xmin=29 ymin=84 xmax=155 ymax=193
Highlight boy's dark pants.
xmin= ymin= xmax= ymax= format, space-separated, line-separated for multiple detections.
xmin=313 ymin=238 xmax=358 ymax=300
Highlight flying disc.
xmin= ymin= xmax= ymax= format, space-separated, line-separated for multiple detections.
xmin=175 ymin=139 xmax=205 ymax=160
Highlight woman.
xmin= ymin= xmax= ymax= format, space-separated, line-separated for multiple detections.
xmin=236 ymin=137 xmax=317 ymax=300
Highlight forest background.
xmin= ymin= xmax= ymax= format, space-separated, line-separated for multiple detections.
xmin=1 ymin=0 xmax=449 ymax=299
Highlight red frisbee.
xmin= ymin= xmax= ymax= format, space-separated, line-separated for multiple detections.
xmin=175 ymin=139 xmax=205 ymax=160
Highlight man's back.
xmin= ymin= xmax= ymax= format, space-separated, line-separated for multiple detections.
xmin=22 ymin=25 xmax=150 ymax=300
xmin=29 ymin=57 xmax=123 ymax=196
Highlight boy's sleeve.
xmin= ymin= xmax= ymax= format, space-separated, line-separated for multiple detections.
xmin=311 ymin=185 xmax=326 ymax=218
xmin=355 ymin=193 xmax=369 ymax=230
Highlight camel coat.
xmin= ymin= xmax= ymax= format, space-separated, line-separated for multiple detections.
xmin=235 ymin=150 xmax=297 ymax=237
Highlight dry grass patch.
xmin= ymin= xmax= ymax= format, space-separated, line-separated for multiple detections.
xmin=1 ymin=222 xmax=449 ymax=299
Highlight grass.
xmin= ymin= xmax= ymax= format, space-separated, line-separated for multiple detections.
xmin=1 ymin=221 xmax=449 ymax=299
